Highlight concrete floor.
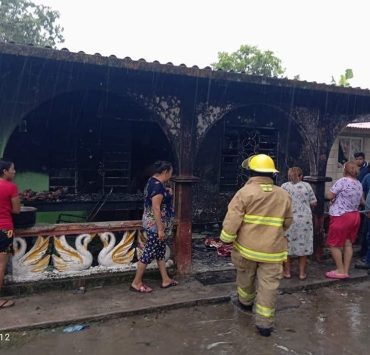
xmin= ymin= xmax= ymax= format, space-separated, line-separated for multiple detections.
xmin=1 ymin=281 xmax=370 ymax=355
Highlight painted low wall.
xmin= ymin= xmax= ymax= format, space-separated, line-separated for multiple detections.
xmin=7 ymin=221 xmax=173 ymax=284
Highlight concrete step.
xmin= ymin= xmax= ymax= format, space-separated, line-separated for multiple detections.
xmin=1 ymin=261 xmax=368 ymax=332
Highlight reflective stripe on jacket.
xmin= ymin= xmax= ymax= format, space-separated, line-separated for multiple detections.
xmin=220 ymin=176 xmax=293 ymax=263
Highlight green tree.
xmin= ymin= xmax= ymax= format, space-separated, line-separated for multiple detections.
xmin=212 ymin=44 xmax=285 ymax=77
xmin=338 ymin=69 xmax=354 ymax=87
xmin=0 ymin=0 xmax=64 ymax=48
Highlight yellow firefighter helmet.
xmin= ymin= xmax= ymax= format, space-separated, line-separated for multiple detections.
xmin=241 ymin=154 xmax=279 ymax=173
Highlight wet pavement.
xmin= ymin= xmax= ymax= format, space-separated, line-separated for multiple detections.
xmin=1 ymin=256 xmax=368 ymax=332
xmin=1 ymin=234 xmax=369 ymax=354
xmin=1 ymin=281 xmax=370 ymax=355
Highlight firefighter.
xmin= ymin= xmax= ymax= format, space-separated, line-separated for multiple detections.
xmin=220 ymin=154 xmax=293 ymax=337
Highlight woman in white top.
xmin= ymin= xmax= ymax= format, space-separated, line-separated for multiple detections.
xmin=281 ymin=167 xmax=317 ymax=280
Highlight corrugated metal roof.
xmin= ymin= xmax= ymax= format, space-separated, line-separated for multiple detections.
xmin=347 ymin=122 xmax=370 ymax=129
xmin=1 ymin=41 xmax=370 ymax=96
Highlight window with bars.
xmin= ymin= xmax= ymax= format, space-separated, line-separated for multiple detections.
xmin=219 ymin=124 xmax=278 ymax=192
xmin=338 ymin=136 xmax=363 ymax=165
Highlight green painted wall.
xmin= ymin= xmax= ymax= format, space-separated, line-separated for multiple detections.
xmin=36 ymin=211 xmax=88 ymax=224
xmin=15 ymin=171 xmax=49 ymax=192
xmin=10 ymin=171 xmax=89 ymax=224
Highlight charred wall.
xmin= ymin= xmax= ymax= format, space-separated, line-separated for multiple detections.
xmin=2 ymin=44 xmax=370 ymax=224
xmin=4 ymin=90 xmax=176 ymax=195
xmin=193 ymin=103 xmax=309 ymax=224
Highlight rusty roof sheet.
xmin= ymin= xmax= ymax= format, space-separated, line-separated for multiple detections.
xmin=1 ymin=41 xmax=370 ymax=97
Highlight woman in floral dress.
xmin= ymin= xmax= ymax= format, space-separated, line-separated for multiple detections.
xmin=131 ymin=161 xmax=177 ymax=293
xmin=281 ymin=167 xmax=317 ymax=280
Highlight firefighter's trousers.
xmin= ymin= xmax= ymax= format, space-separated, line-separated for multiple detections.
xmin=231 ymin=248 xmax=283 ymax=328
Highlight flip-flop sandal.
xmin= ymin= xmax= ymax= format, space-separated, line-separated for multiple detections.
xmin=161 ymin=279 xmax=178 ymax=289
xmin=0 ymin=299 xmax=15 ymax=309
xmin=325 ymin=270 xmax=348 ymax=279
xmin=129 ymin=284 xmax=153 ymax=293
xmin=283 ymin=273 xmax=291 ymax=279
xmin=299 ymin=275 xmax=307 ymax=281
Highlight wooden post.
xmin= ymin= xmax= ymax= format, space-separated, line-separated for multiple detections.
xmin=172 ymin=176 xmax=199 ymax=275
xmin=303 ymin=175 xmax=332 ymax=261
xmin=171 ymin=96 xmax=199 ymax=275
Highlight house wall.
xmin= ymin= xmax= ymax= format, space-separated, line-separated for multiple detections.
xmin=14 ymin=172 xmax=49 ymax=193
xmin=36 ymin=211 xmax=87 ymax=224
xmin=325 ymin=127 xmax=370 ymax=191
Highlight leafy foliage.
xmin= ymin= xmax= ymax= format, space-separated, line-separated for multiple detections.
xmin=338 ymin=69 xmax=354 ymax=87
xmin=212 ymin=44 xmax=285 ymax=77
xmin=0 ymin=0 xmax=64 ymax=47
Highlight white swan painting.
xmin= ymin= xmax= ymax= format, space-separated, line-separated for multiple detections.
xmin=52 ymin=234 xmax=94 ymax=272
xmin=98 ymin=231 xmax=135 ymax=267
xmin=12 ymin=236 xmax=51 ymax=275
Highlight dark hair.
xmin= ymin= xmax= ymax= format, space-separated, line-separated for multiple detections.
xmin=0 ymin=160 xmax=13 ymax=177
xmin=152 ymin=161 xmax=172 ymax=174
xmin=354 ymin=152 xmax=365 ymax=159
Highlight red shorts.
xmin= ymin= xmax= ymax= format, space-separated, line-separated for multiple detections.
xmin=327 ymin=212 xmax=360 ymax=248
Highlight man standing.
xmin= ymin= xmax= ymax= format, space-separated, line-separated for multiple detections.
xmin=354 ymin=152 xmax=368 ymax=182
xmin=220 ymin=154 xmax=292 ymax=337
xmin=355 ymin=192 xmax=370 ymax=270
xmin=354 ymin=152 xmax=369 ymax=264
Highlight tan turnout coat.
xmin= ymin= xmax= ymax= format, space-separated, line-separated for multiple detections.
xmin=220 ymin=176 xmax=293 ymax=263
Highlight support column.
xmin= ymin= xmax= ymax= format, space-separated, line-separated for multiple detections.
xmin=172 ymin=176 xmax=199 ymax=275
xmin=303 ymin=176 xmax=332 ymax=261
xmin=171 ymin=94 xmax=199 ymax=275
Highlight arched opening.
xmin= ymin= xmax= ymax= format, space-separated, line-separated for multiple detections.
xmin=4 ymin=90 xmax=175 ymax=221
xmin=193 ymin=103 xmax=307 ymax=224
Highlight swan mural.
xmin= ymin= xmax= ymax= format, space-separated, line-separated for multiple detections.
xmin=12 ymin=236 xmax=51 ymax=275
xmin=98 ymin=231 xmax=135 ymax=267
xmin=136 ymin=230 xmax=171 ymax=262
xmin=52 ymin=234 xmax=94 ymax=272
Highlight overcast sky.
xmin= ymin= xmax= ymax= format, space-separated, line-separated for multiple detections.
xmin=33 ymin=0 xmax=370 ymax=88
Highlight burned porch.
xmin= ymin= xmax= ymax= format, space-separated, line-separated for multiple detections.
xmin=1 ymin=42 xmax=370 ymax=278
xmin=4 ymin=89 xmax=175 ymax=222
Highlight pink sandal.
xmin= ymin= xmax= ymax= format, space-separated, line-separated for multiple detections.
xmin=325 ymin=270 xmax=348 ymax=279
